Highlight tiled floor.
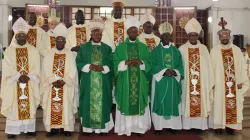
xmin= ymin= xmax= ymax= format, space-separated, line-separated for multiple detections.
xmin=0 ymin=129 xmax=250 ymax=140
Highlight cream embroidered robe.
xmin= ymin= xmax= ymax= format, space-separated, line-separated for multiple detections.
xmin=65 ymin=24 xmax=91 ymax=50
xmin=209 ymin=44 xmax=249 ymax=130
xmin=102 ymin=17 xmax=126 ymax=52
xmin=179 ymin=41 xmax=214 ymax=130
xmin=44 ymin=30 xmax=56 ymax=51
xmin=244 ymin=52 xmax=250 ymax=97
xmin=42 ymin=48 xmax=78 ymax=132
xmin=138 ymin=33 xmax=161 ymax=52
xmin=0 ymin=43 xmax=40 ymax=134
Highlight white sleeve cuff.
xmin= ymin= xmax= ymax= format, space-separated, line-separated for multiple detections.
xmin=81 ymin=64 xmax=91 ymax=73
xmin=28 ymin=74 xmax=40 ymax=83
xmin=139 ymin=61 xmax=145 ymax=71
xmin=173 ymin=69 xmax=181 ymax=82
xmin=7 ymin=72 xmax=21 ymax=84
xmin=153 ymin=68 xmax=167 ymax=82
xmin=102 ymin=65 xmax=110 ymax=74
xmin=118 ymin=61 xmax=128 ymax=72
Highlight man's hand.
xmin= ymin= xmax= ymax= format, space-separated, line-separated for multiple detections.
xmin=52 ymin=80 xmax=61 ymax=88
xmin=90 ymin=64 xmax=104 ymax=72
xmin=171 ymin=70 xmax=177 ymax=76
xmin=237 ymin=84 xmax=243 ymax=89
xmin=132 ymin=59 xmax=143 ymax=66
xmin=52 ymin=80 xmax=65 ymax=88
xmin=125 ymin=60 xmax=133 ymax=66
xmin=18 ymin=75 xmax=30 ymax=83
xmin=212 ymin=85 xmax=215 ymax=89
xmin=71 ymin=46 xmax=80 ymax=52
xmin=58 ymin=80 xmax=66 ymax=87
xmin=164 ymin=70 xmax=173 ymax=77
xmin=126 ymin=59 xmax=143 ymax=66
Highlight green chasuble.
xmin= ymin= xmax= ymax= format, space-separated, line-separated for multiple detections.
xmin=114 ymin=38 xmax=152 ymax=116
xmin=151 ymin=43 xmax=184 ymax=119
xmin=76 ymin=41 xmax=113 ymax=129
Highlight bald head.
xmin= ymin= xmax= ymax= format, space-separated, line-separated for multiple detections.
xmin=28 ymin=12 xmax=37 ymax=26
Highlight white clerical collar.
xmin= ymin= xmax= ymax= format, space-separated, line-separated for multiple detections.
xmin=112 ymin=16 xmax=125 ymax=22
xmin=14 ymin=43 xmax=28 ymax=48
xmin=92 ymin=41 xmax=101 ymax=46
xmin=143 ymin=33 xmax=154 ymax=39
xmin=129 ymin=39 xmax=136 ymax=43
xmin=187 ymin=40 xmax=201 ymax=48
xmin=74 ymin=24 xmax=86 ymax=28
xmin=29 ymin=25 xmax=38 ymax=29
xmin=53 ymin=48 xmax=67 ymax=54
xmin=220 ymin=42 xmax=232 ymax=49
xmin=161 ymin=42 xmax=172 ymax=49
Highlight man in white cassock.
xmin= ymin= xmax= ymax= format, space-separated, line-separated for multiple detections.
xmin=138 ymin=13 xmax=160 ymax=52
xmin=1 ymin=17 xmax=40 ymax=139
xmin=151 ymin=22 xmax=184 ymax=135
xmin=209 ymin=18 xmax=249 ymax=135
xmin=113 ymin=16 xmax=152 ymax=136
xmin=179 ymin=18 xmax=214 ymax=135
xmin=66 ymin=10 xmax=90 ymax=53
xmin=42 ymin=23 xmax=78 ymax=137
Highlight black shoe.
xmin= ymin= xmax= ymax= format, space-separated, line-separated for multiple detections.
xmin=63 ymin=131 xmax=72 ymax=137
xmin=46 ymin=132 xmax=55 ymax=137
xmin=27 ymin=132 xmax=36 ymax=136
xmin=82 ymin=132 xmax=91 ymax=136
xmin=195 ymin=129 xmax=204 ymax=135
xmin=7 ymin=134 xmax=17 ymax=139
xmin=154 ymin=130 xmax=162 ymax=135
xmin=226 ymin=128 xmax=235 ymax=135
xmin=136 ymin=133 xmax=144 ymax=137
xmin=215 ymin=129 xmax=223 ymax=135
xmin=167 ymin=129 xmax=179 ymax=135
xmin=99 ymin=133 xmax=108 ymax=136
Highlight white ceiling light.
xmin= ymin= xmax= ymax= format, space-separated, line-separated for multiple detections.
xmin=212 ymin=0 xmax=218 ymax=1
xmin=8 ymin=15 xmax=13 ymax=21
xmin=208 ymin=16 xmax=213 ymax=23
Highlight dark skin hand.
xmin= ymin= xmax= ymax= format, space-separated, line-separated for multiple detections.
xmin=164 ymin=70 xmax=177 ymax=77
xmin=18 ymin=75 xmax=30 ymax=83
xmin=90 ymin=64 xmax=104 ymax=72
xmin=52 ymin=80 xmax=66 ymax=89
xmin=125 ymin=58 xmax=143 ymax=66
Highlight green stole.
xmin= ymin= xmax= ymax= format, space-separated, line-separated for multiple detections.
xmin=90 ymin=45 xmax=103 ymax=128
xmin=127 ymin=42 xmax=141 ymax=115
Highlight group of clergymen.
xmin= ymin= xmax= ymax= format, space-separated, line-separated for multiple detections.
xmin=1 ymin=0 xmax=250 ymax=139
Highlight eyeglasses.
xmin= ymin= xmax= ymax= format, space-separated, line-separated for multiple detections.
xmin=56 ymin=40 xmax=65 ymax=42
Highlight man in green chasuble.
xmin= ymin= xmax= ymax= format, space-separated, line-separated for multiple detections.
xmin=76 ymin=16 xmax=113 ymax=136
xmin=114 ymin=16 xmax=152 ymax=136
xmin=151 ymin=22 xmax=184 ymax=135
